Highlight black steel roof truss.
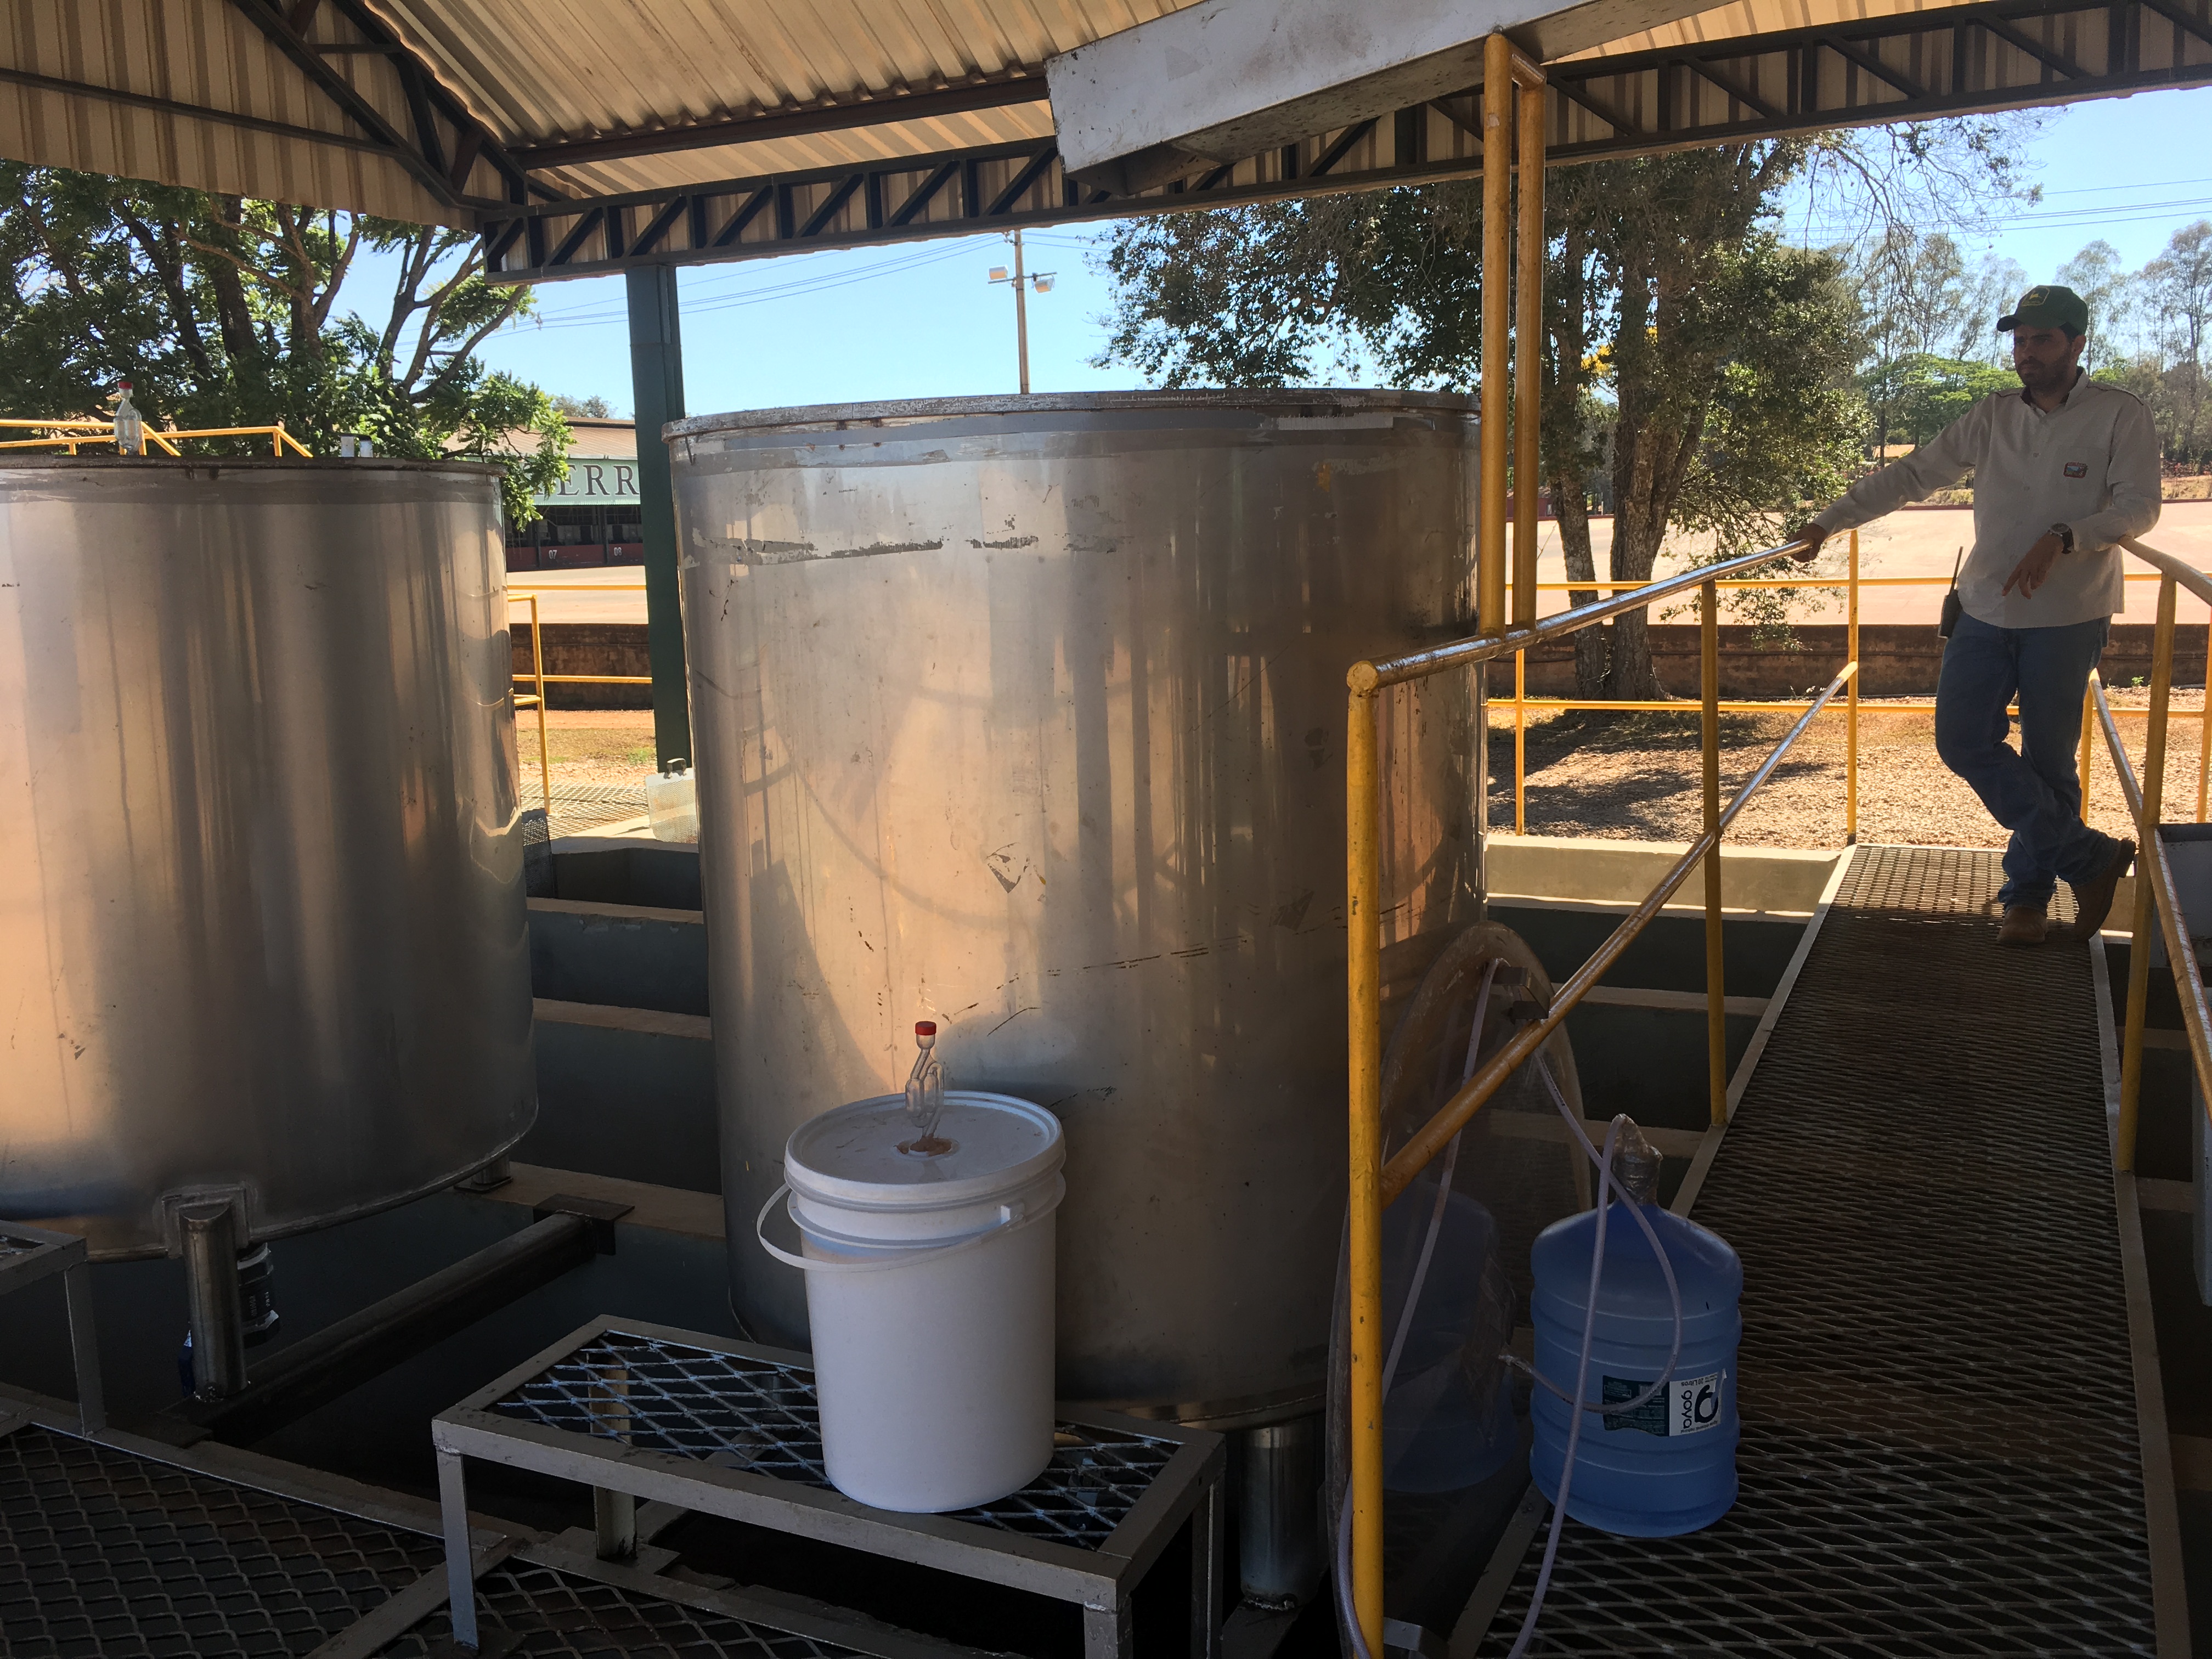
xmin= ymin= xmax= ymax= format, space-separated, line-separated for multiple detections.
xmin=985 ymin=146 xmax=1060 ymax=216
xmin=1974 ymin=8 xmax=2093 ymax=73
xmin=477 ymin=0 xmax=2212 ymax=283
xmin=1310 ymin=119 xmax=1379 ymax=178
xmin=799 ymin=173 xmax=867 ymax=238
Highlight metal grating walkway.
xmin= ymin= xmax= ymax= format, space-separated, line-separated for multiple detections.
xmin=1476 ymin=845 xmax=2160 ymax=1656
xmin=0 ymin=1424 xmax=440 ymax=1657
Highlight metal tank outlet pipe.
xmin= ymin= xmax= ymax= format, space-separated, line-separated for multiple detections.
xmin=1240 ymin=1417 xmax=1325 ymax=1609
xmin=178 ymin=1203 xmax=249 ymax=1398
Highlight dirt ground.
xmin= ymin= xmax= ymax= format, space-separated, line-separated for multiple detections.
xmin=511 ymin=696 xmax=2206 ymax=853
xmin=516 ymin=708 xmax=659 ymax=789
xmin=1488 ymin=686 xmax=2209 ymax=849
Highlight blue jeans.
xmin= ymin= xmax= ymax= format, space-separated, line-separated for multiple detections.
xmin=1934 ymin=611 xmax=2124 ymax=909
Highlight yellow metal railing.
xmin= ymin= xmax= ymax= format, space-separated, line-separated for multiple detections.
xmin=0 ymin=419 xmax=312 ymax=456
xmin=1345 ymin=534 xmax=1857 ymax=1648
xmin=2100 ymin=540 xmax=2212 ymax=1171
xmin=1504 ymin=534 xmax=2204 ymax=834
xmin=505 ymin=579 xmax=656 ymax=814
xmin=1350 ymin=528 xmax=2212 ymax=1641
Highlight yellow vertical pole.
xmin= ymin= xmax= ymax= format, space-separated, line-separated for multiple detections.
xmin=1702 ymin=580 xmax=1727 ymax=1126
xmin=2198 ymin=685 xmax=2209 ymax=823
xmin=272 ymin=421 xmax=284 ymax=457
xmin=2080 ymin=685 xmax=2095 ymax=822
xmin=1479 ymin=32 xmax=1511 ymax=636
xmin=2118 ymin=574 xmax=2178 ymax=1172
xmin=1846 ymin=529 xmax=1860 ymax=845
xmin=1344 ymin=673 xmax=1385 ymax=1658
xmin=1511 ymin=63 xmax=1544 ymax=630
xmin=1514 ymin=648 xmax=1527 ymax=835
xmin=532 ymin=592 xmax=552 ymax=813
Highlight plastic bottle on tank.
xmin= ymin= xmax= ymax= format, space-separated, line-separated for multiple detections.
xmin=112 ymin=383 xmax=144 ymax=455
xmin=646 ymin=759 xmax=697 ymax=841
xmin=1527 ymin=1122 xmax=1742 ymax=1537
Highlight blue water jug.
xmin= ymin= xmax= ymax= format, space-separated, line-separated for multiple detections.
xmin=1527 ymin=1125 xmax=1742 ymax=1538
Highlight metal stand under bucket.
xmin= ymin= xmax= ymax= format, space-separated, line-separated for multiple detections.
xmin=433 ymin=1317 xmax=1228 ymax=1659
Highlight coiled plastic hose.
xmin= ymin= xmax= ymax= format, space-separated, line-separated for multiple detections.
xmin=1333 ymin=993 xmax=1684 ymax=1659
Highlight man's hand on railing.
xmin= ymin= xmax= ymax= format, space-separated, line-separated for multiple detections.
xmin=1787 ymin=524 xmax=1827 ymax=565
xmin=2000 ymin=531 xmax=2066 ymax=600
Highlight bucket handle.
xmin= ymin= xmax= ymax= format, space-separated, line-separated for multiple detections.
xmin=754 ymin=1181 xmax=1057 ymax=1274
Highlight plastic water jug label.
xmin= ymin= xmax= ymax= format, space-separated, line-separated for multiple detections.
xmin=1601 ymin=1371 xmax=1725 ymax=1437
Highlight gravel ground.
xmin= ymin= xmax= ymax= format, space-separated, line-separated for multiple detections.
xmin=512 ymin=697 xmax=2208 ymax=853
xmin=517 ymin=708 xmax=659 ymax=789
xmin=1488 ymin=686 xmax=2209 ymax=848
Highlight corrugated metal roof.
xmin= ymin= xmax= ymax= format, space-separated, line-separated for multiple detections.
xmin=1567 ymin=0 xmax=1954 ymax=58
xmin=2 ymin=0 xmax=456 ymax=223
xmin=0 ymin=0 xmax=2032 ymax=229
xmin=363 ymin=0 xmax=1186 ymax=199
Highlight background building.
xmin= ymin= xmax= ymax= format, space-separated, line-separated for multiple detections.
xmin=505 ymin=417 xmax=642 ymax=568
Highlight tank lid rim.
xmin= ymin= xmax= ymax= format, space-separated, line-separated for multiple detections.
xmin=0 ymin=455 xmax=509 ymax=474
xmin=664 ymin=387 xmax=1477 ymax=441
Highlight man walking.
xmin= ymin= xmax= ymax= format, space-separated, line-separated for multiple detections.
xmin=1797 ymin=284 xmax=2163 ymax=946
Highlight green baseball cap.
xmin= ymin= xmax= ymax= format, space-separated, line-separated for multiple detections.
xmin=1999 ymin=284 xmax=2089 ymax=334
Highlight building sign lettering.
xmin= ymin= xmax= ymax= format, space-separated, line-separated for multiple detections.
xmin=533 ymin=459 xmax=640 ymax=507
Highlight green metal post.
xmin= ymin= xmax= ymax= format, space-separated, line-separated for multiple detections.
xmin=627 ymin=264 xmax=691 ymax=768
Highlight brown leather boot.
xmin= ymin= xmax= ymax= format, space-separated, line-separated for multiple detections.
xmin=1998 ymin=902 xmax=2048 ymax=947
xmin=2068 ymin=838 xmax=2136 ymax=940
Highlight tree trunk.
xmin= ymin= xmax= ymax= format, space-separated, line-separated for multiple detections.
xmin=1549 ymin=467 xmax=1608 ymax=695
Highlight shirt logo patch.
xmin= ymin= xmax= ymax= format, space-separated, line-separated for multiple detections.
xmin=2064 ymin=461 xmax=2087 ymax=478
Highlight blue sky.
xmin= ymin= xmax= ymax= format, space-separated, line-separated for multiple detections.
xmin=406 ymin=83 xmax=2212 ymax=420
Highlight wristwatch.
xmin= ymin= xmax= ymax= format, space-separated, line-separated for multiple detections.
xmin=2052 ymin=522 xmax=2076 ymax=555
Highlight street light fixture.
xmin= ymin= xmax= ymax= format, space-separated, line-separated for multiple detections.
xmin=986 ymin=229 xmax=1056 ymax=394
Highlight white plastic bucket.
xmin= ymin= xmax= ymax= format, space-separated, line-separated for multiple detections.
xmin=759 ymin=1090 xmax=1065 ymax=1512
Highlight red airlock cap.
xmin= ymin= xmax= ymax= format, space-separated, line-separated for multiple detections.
xmin=915 ymin=1020 xmax=938 ymax=1035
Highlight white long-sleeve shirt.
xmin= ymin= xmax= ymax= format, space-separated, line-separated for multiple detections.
xmin=1811 ymin=373 xmax=2163 ymax=628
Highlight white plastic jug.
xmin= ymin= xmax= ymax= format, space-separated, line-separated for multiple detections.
xmin=759 ymin=1090 xmax=1065 ymax=1512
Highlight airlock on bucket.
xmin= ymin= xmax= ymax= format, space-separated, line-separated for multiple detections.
xmin=758 ymin=1038 xmax=1065 ymax=1514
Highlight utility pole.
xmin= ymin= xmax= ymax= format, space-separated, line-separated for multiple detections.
xmin=987 ymin=232 xmax=1054 ymax=394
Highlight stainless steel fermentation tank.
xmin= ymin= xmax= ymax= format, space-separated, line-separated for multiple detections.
xmin=0 ymin=458 xmax=534 ymax=1261
xmin=673 ymin=392 xmax=1484 ymax=1425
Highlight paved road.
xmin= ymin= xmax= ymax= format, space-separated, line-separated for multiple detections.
xmin=504 ymin=500 xmax=2212 ymax=628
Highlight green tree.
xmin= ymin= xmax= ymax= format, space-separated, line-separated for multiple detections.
xmin=0 ymin=164 xmax=568 ymax=523
xmin=1096 ymin=142 xmax=1866 ymax=697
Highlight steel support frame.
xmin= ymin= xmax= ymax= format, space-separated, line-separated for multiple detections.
xmin=218 ymin=0 xmax=538 ymax=210
xmin=625 ymin=267 xmax=691 ymax=771
xmin=0 ymin=1383 xmax=997 ymax=1659
xmin=477 ymin=0 xmax=2212 ymax=283
xmin=0 ymin=1224 xmax=104 ymax=1435
xmin=432 ymin=1316 xmax=1226 ymax=1659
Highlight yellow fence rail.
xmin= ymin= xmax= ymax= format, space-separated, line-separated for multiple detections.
xmin=2096 ymin=539 xmax=2212 ymax=1173
xmin=1345 ymin=528 xmax=2212 ymax=1647
xmin=1344 ymin=534 xmax=1851 ymax=1646
xmin=0 ymin=419 xmax=312 ymax=457
xmin=1505 ymin=531 xmax=2209 ymax=834
xmin=505 ymin=580 xmax=656 ymax=814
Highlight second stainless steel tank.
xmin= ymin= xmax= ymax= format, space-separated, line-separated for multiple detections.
xmin=673 ymin=392 xmax=1482 ymax=1423
xmin=0 ymin=457 xmax=535 ymax=1260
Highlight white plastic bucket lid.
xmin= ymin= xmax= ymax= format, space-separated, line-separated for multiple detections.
xmin=785 ymin=1091 xmax=1064 ymax=1213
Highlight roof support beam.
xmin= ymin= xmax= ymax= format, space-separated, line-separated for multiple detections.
xmin=508 ymin=78 xmax=1047 ymax=171
xmin=1043 ymin=0 xmax=1711 ymax=193
xmin=219 ymin=0 xmax=460 ymax=207
xmin=481 ymin=0 xmax=2212 ymax=284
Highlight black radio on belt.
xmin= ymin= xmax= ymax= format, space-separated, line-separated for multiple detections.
xmin=1939 ymin=545 xmax=1965 ymax=641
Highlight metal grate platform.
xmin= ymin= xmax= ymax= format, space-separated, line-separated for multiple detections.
xmin=0 ymin=1423 xmax=439 ymax=1657
xmin=436 ymin=1319 xmax=1227 ymax=1659
xmin=1474 ymin=845 xmax=2161 ymax=1656
xmin=488 ymin=1328 xmax=1180 ymax=1551
xmin=386 ymin=1560 xmax=857 ymax=1658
